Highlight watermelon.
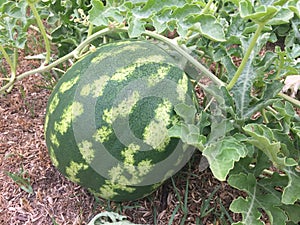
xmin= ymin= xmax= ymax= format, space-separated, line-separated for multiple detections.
xmin=44 ymin=40 xmax=196 ymax=201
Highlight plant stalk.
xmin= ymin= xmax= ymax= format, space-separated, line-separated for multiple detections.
xmin=140 ymin=29 xmax=225 ymax=87
xmin=28 ymin=2 xmax=51 ymax=65
xmin=278 ymin=92 xmax=300 ymax=108
xmin=0 ymin=45 xmax=14 ymax=72
xmin=0 ymin=45 xmax=16 ymax=92
xmin=226 ymin=23 xmax=265 ymax=90
xmin=1 ymin=26 xmax=225 ymax=93
xmin=202 ymin=0 xmax=214 ymax=14
xmin=0 ymin=27 xmax=112 ymax=93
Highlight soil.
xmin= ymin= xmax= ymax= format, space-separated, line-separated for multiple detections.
xmin=0 ymin=50 xmax=243 ymax=225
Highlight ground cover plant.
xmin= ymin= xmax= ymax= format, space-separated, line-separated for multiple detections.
xmin=1 ymin=0 xmax=300 ymax=224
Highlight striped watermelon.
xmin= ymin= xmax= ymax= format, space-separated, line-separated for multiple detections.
xmin=44 ymin=40 xmax=196 ymax=201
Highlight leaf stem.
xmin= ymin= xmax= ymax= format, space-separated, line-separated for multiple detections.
xmin=0 ymin=27 xmax=112 ymax=93
xmin=202 ymin=0 xmax=214 ymax=14
xmin=0 ymin=45 xmax=14 ymax=72
xmin=29 ymin=25 xmax=53 ymax=40
xmin=28 ymin=2 xmax=51 ymax=65
xmin=1 ymin=26 xmax=225 ymax=93
xmin=138 ymin=29 xmax=225 ymax=87
xmin=79 ymin=23 xmax=94 ymax=56
xmin=278 ymin=92 xmax=300 ymax=108
xmin=226 ymin=23 xmax=265 ymax=90
xmin=0 ymin=45 xmax=16 ymax=92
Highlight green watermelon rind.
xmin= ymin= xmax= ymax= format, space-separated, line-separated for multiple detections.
xmin=45 ymin=40 xmax=196 ymax=201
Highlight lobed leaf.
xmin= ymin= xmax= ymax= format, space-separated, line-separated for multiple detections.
xmin=268 ymin=7 xmax=295 ymax=25
xmin=229 ymin=173 xmax=288 ymax=225
xmin=168 ymin=123 xmax=205 ymax=150
xmin=174 ymin=103 xmax=197 ymax=124
xmin=0 ymin=0 xmax=30 ymax=48
xmin=184 ymin=14 xmax=226 ymax=42
xmin=239 ymin=0 xmax=279 ymax=24
xmin=89 ymin=0 xmax=124 ymax=27
xmin=282 ymin=167 xmax=300 ymax=204
xmin=203 ymin=136 xmax=248 ymax=181
xmin=243 ymin=123 xmax=298 ymax=169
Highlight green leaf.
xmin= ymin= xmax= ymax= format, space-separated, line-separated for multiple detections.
xmin=127 ymin=16 xmax=146 ymax=37
xmin=231 ymin=32 xmax=278 ymax=119
xmin=239 ymin=1 xmax=278 ymax=24
xmin=243 ymin=124 xmax=298 ymax=168
xmin=174 ymin=103 xmax=196 ymax=124
xmin=230 ymin=149 xmax=271 ymax=177
xmin=221 ymin=55 xmax=237 ymax=81
xmin=244 ymin=81 xmax=283 ymax=118
xmin=273 ymin=101 xmax=295 ymax=125
xmin=185 ymin=14 xmax=226 ymax=42
xmin=202 ymin=84 xmax=235 ymax=114
xmin=281 ymin=204 xmax=300 ymax=224
xmin=226 ymin=14 xmax=247 ymax=42
xmin=132 ymin=0 xmax=183 ymax=19
xmin=89 ymin=0 xmax=108 ymax=26
xmin=268 ymin=7 xmax=294 ymax=25
xmin=171 ymin=4 xmax=202 ymax=37
xmin=229 ymin=172 xmax=289 ymax=225
xmin=168 ymin=123 xmax=205 ymax=150
xmin=231 ymin=60 xmax=255 ymax=118
xmin=197 ymin=111 xmax=211 ymax=135
xmin=288 ymin=0 xmax=300 ymax=18
xmin=89 ymin=0 xmax=123 ymax=26
xmin=151 ymin=8 xmax=173 ymax=33
xmin=209 ymin=117 xmax=235 ymax=142
xmin=5 ymin=170 xmax=33 ymax=194
xmin=203 ymin=136 xmax=248 ymax=181
xmin=0 ymin=0 xmax=30 ymax=48
xmin=282 ymin=167 xmax=300 ymax=204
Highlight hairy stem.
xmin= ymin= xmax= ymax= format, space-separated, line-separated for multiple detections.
xmin=28 ymin=2 xmax=51 ymax=65
xmin=1 ymin=26 xmax=225 ymax=93
xmin=278 ymin=92 xmax=300 ymax=108
xmin=139 ymin=29 xmax=224 ymax=87
xmin=0 ymin=45 xmax=14 ymax=72
xmin=29 ymin=25 xmax=53 ymax=40
xmin=0 ymin=45 xmax=16 ymax=92
xmin=0 ymin=27 xmax=112 ymax=93
xmin=202 ymin=0 xmax=214 ymax=14
xmin=227 ymin=23 xmax=265 ymax=90
xmin=79 ymin=23 xmax=94 ymax=56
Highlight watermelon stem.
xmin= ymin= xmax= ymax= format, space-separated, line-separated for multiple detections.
xmin=27 ymin=1 xmax=51 ymax=65
xmin=114 ymin=27 xmax=225 ymax=87
xmin=0 ymin=27 xmax=112 ymax=93
xmin=140 ymin=29 xmax=225 ymax=87
xmin=1 ymin=26 xmax=225 ymax=93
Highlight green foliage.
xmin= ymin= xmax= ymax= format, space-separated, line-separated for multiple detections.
xmin=0 ymin=0 xmax=30 ymax=49
xmin=5 ymin=167 xmax=33 ymax=194
xmin=42 ymin=0 xmax=92 ymax=56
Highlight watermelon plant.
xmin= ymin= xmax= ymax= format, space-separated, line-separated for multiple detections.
xmin=1 ymin=0 xmax=300 ymax=224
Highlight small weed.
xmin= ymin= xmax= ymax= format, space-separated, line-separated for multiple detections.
xmin=171 ymin=177 xmax=190 ymax=225
xmin=199 ymin=185 xmax=220 ymax=218
xmin=20 ymin=86 xmax=35 ymax=118
xmin=5 ymin=166 xmax=33 ymax=194
xmin=51 ymin=217 xmax=59 ymax=225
